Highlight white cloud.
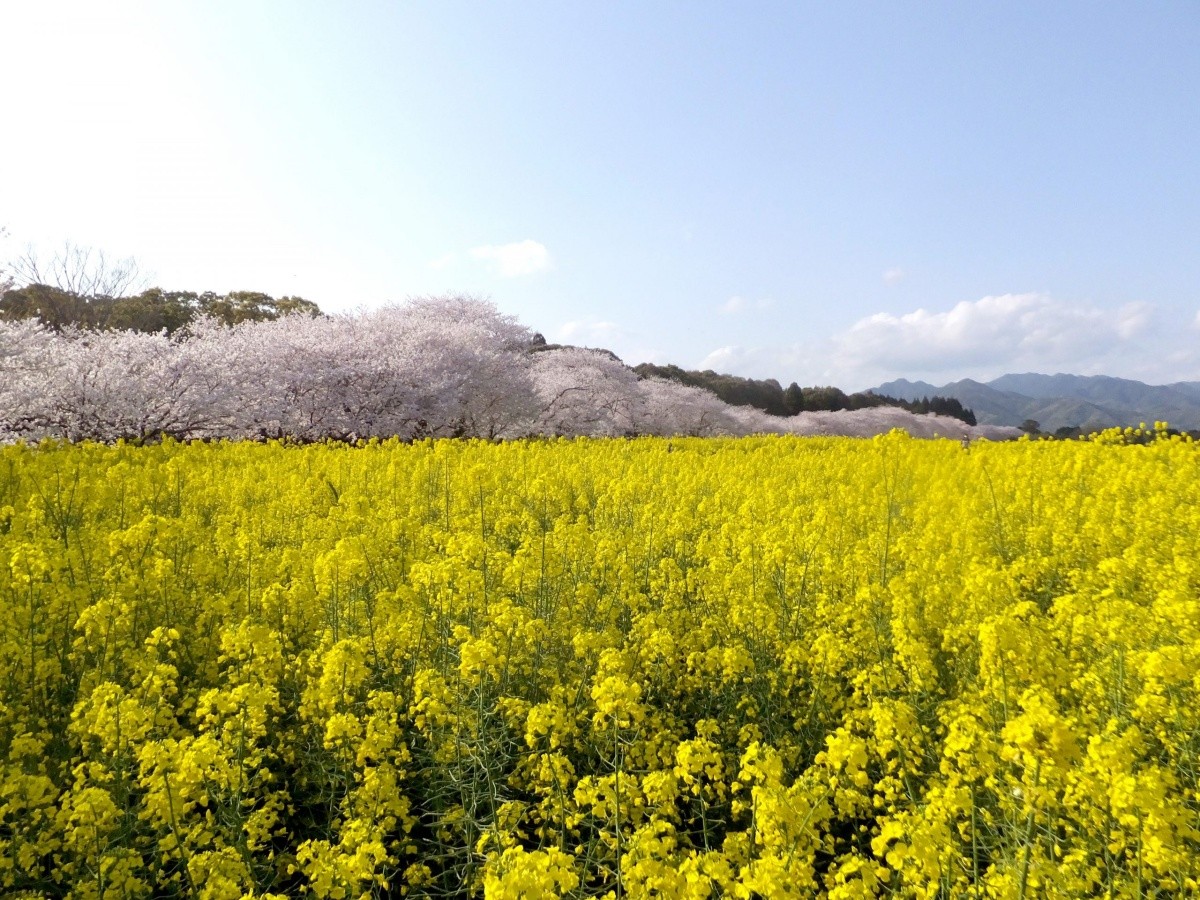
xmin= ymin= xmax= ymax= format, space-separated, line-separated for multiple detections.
xmin=697 ymin=342 xmax=825 ymax=381
xmin=470 ymin=239 xmax=551 ymax=277
xmin=551 ymin=318 xmax=671 ymax=366
xmin=1115 ymin=302 xmax=1151 ymax=339
xmin=689 ymin=294 xmax=1200 ymax=392
xmin=883 ymin=267 xmax=905 ymax=286
xmin=690 ymin=296 xmax=1200 ymax=391
xmin=557 ymin=319 xmax=623 ymax=345
xmin=427 ymin=252 xmax=455 ymax=270
xmin=831 ymin=293 xmax=1153 ymax=381
xmin=719 ymin=295 xmax=774 ymax=315
xmin=699 ymin=345 xmax=742 ymax=369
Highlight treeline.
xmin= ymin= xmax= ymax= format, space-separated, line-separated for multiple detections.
xmin=0 ymin=296 xmax=1004 ymax=444
xmin=632 ymin=363 xmax=977 ymax=425
xmin=0 ymin=274 xmax=985 ymax=438
xmin=0 ymin=284 xmax=321 ymax=332
xmin=900 ymin=394 xmax=978 ymax=426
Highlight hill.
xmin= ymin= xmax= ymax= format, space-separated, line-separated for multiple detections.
xmin=874 ymin=373 xmax=1200 ymax=432
xmin=636 ymin=364 xmax=977 ymax=424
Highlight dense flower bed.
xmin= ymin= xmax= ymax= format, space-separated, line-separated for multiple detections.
xmin=0 ymin=430 xmax=1196 ymax=897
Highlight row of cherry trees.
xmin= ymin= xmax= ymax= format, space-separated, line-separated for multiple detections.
xmin=0 ymin=296 xmax=1006 ymax=443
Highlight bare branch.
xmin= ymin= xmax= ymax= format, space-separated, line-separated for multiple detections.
xmin=8 ymin=240 xmax=147 ymax=298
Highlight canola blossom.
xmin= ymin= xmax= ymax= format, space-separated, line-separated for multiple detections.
xmin=0 ymin=429 xmax=1197 ymax=898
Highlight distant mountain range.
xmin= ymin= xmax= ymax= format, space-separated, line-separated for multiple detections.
xmin=872 ymin=374 xmax=1200 ymax=432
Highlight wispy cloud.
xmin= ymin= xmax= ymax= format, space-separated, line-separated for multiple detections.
xmin=699 ymin=345 xmax=741 ymax=368
xmin=883 ymin=267 xmax=905 ymax=286
xmin=1115 ymin=302 xmax=1151 ymax=339
xmin=547 ymin=319 xmax=674 ymax=367
xmin=470 ymin=239 xmax=551 ymax=277
xmin=427 ymin=252 xmax=455 ymax=270
xmin=830 ymin=293 xmax=1154 ymax=383
xmin=699 ymin=341 xmax=844 ymax=384
xmin=719 ymin=295 xmax=774 ymax=315
xmin=557 ymin=319 xmax=622 ymax=345
xmin=697 ymin=294 xmax=1176 ymax=391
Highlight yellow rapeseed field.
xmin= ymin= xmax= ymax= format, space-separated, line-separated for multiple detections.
xmin=0 ymin=430 xmax=1197 ymax=898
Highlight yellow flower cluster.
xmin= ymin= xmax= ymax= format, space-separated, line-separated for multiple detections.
xmin=0 ymin=428 xmax=1198 ymax=897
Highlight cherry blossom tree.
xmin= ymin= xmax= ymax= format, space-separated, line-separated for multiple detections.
xmin=192 ymin=295 xmax=538 ymax=441
xmin=633 ymin=377 xmax=743 ymax=436
xmin=359 ymin=297 xmax=537 ymax=439
xmin=529 ymin=347 xmax=645 ymax=436
xmin=0 ymin=293 xmax=1019 ymax=444
xmin=0 ymin=319 xmax=58 ymax=439
xmin=9 ymin=327 xmax=227 ymax=442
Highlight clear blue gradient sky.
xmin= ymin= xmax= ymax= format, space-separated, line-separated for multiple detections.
xmin=3 ymin=2 xmax=1197 ymax=389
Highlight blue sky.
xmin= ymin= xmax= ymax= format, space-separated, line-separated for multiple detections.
xmin=3 ymin=2 xmax=1198 ymax=389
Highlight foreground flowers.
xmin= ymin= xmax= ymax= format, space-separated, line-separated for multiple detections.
xmin=0 ymin=430 xmax=1197 ymax=897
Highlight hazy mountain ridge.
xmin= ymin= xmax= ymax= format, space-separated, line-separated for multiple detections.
xmin=874 ymin=374 xmax=1200 ymax=431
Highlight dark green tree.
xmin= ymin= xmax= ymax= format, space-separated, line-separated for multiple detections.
xmin=0 ymin=282 xmax=321 ymax=332
xmin=783 ymin=382 xmax=804 ymax=415
xmin=0 ymin=284 xmax=93 ymax=329
xmin=802 ymin=386 xmax=849 ymax=412
xmin=106 ymin=289 xmax=196 ymax=333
